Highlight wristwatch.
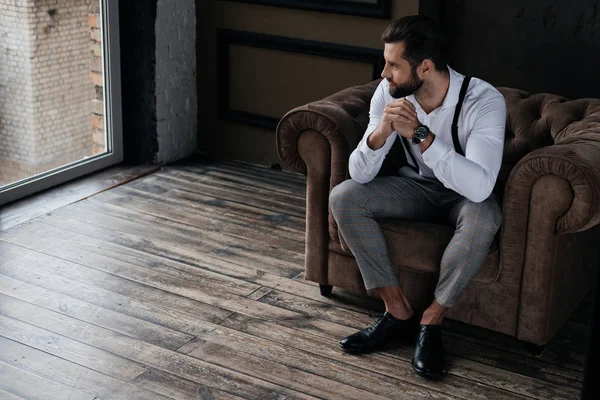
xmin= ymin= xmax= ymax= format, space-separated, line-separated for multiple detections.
xmin=412 ymin=125 xmax=431 ymax=144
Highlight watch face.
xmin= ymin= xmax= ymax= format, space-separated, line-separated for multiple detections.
xmin=415 ymin=125 xmax=430 ymax=140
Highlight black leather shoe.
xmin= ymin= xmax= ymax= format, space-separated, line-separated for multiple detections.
xmin=339 ymin=312 xmax=418 ymax=354
xmin=412 ymin=324 xmax=445 ymax=378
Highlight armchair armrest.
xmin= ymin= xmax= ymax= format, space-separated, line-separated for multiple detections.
xmin=500 ymin=138 xmax=600 ymax=343
xmin=276 ymin=80 xmax=380 ymax=188
xmin=276 ymin=80 xmax=379 ymax=284
xmin=503 ymin=138 xmax=600 ymax=235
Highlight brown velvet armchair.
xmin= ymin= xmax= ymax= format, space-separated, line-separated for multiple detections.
xmin=276 ymin=79 xmax=600 ymax=347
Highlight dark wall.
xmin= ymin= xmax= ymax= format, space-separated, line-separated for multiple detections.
xmin=119 ymin=0 xmax=158 ymax=164
xmin=442 ymin=0 xmax=600 ymax=99
xmin=195 ymin=0 xmax=421 ymax=167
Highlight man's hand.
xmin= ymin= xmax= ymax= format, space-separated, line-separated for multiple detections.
xmin=367 ymin=98 xmax=421 ymax=150
xmin=388 ymin=99 xmax=420 ymax=139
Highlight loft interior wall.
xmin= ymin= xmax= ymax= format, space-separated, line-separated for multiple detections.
xmin=196 ymin=0 xmax=425 ymax=168
xmin=442 ymin=0 xmax=600 ymax=99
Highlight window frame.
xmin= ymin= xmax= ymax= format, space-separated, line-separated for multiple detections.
xmin=0 ymin=0 xmax=123 ymax=206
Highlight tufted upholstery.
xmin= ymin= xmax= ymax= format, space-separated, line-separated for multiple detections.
xmin=276 ymin=80 xmax=600 ymax=346
xmin=496 ymin=88 xmax=600 ymax=195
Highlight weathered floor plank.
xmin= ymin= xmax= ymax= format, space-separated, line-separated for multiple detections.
xmin=131 ymin=368 xmax=247 ymax=400
xmin=37 ymin=210 xmax=304 ymax=278
xmin=0 ymin=388 xmax=27 ymax=400
xmin=0 ymin=360 xmax=97 ymax=400
xmin=0 ymin=294 xmax=318 ymax=400
xmin=0 ymin=275 xmax=195 ymax=351
xmin=0 ymin=160 xmax=588 ymax=400
xmin=186 ymin=167 xmax=306 ymax=198
xmin=127 ymin=179 xmax=306 ymax=232
xmin=162 ymin=168 xmax=307 ymax=204
xmin=0 ymin=243 xmax=299 ymax=325
xmin=90 ymin=189 xmax=305 ymax=244
xmin=0 ymin=313 xmax=147 ymax=382
xmin=0 ymin=165 xmax=160 ymax=231
xmin=71 ymin=196 xmax=305 ymax=254
xmin=148 ymin=173 xmax=307 ymax=218
xmin=0 ymin=337 xmax=170 ymax=400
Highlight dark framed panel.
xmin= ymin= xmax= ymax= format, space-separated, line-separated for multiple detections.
xmin=226 ymin=0 xmax=391 ymax=19
xmin=216 ymin=29 xmax=384 ymax=130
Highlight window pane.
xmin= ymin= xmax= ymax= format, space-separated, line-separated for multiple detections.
xmin=0 ymin=0 xmax=106 ymax=187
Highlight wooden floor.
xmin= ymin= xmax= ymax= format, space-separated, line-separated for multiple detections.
xmin=0 ymin=160 xmax=592 ymax=400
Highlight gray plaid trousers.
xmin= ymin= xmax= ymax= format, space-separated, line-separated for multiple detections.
xmin=329 ymin=175 xmax=502 ymax=308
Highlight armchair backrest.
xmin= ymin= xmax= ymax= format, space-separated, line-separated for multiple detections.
xmin=495 ymin=88 xmax=600 ymax=195
xmin=315 ymin=80 xmax=600 ymax=197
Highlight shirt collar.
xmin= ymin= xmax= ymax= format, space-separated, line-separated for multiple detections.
xmin=405 ymin=66 xmax=464 ymax=113
xmin=440 ymin=66 xmax=464 ymax=110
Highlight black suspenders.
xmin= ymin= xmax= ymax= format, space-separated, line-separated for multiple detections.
xmin=452 ymin=76 xmax=471 ymax=157
xmin=401 ymin=136 xmax=419 ymax=172
xmin=401 ymin=76 xmax=472 ymax=172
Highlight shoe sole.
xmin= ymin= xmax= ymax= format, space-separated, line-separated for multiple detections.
xmin=412 ymin=362 xmax=444 ymax=379
xmin=339 ymin=336 xmax=415 ymax=354
xmin=339 ymin=343 xmax=377 ymax=354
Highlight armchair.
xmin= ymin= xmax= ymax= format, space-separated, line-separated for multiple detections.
xmin=276 ymin=79 xmax=600 ymax=347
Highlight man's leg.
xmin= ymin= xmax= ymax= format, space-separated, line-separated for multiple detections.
xmin=413 ymin=195 xmax=502 ymax=377
xmin=433 ymin=195 xmax=502 ymax=314
xmin=329 ymin=177 xmax=437 ymax=353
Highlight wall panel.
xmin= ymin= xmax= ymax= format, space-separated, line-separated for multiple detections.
xmin=197 ymin=0 xmax=423 ymax=167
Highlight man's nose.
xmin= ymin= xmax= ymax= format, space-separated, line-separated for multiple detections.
xmin=381 ymin=66 xmax=390 ymax=79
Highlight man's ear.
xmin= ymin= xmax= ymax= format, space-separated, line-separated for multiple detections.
xmin=420 ymin=59 xmax=435 ymax=75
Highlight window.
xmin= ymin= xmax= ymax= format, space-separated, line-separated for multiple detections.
xmin=0 ymin=0 xmax=122 ymax=206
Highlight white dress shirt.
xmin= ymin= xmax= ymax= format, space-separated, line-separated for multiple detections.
xmin=348 ymin=66 xmax=506 ymax=203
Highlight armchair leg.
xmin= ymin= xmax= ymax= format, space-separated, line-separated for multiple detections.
xmin=319 ymin=284 xmax=333 ymax=298
xmin=525 ymin=343 xmax=545 ymax=357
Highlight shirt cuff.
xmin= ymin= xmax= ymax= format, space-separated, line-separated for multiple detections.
xmin=422 ymin=134 xmax=453 ymax=166
xmin=358 ymin=131 xmax=393 ymax=164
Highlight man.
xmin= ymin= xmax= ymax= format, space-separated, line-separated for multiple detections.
xmin=328 ymin=16 xmax=505 ymax=378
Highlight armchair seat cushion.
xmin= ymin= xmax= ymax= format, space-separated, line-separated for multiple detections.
xmin=331 ymin=219 xmax=500 ymax=285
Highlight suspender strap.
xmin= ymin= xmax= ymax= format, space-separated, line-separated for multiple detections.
xmin=452 ymin=76 xmax=471 ymax=157
xmin=399 ymin=75 xmax=471 ymax=172
xmin=401 ymin=136 xmax=419 ymax=173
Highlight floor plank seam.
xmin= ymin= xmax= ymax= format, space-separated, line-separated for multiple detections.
xmin=0 ymin=248 xmax=235 ymax=330
xmin=32 ymin=218 xmax=303 ymax=284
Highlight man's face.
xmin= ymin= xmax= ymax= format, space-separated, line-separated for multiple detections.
xmin=381 ymin=42 xmax=424 ymax=99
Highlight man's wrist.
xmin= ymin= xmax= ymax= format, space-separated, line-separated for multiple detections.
xmin=419 ymin=132 xmax=435 ymax=153
xmin=367 ymin=123 xmax=392 ymax=150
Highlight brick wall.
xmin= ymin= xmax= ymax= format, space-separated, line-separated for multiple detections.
xmin=0 ymin=0 xmax=96 ymax=185
xmin=0 ymin=0 xmax=37 ymax=183
xmin=154 ymin=0 xmax=197 ymax=164
xmin=88 ymin=1 xmax=104 ymax=155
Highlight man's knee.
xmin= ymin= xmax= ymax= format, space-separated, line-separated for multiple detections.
xmin=329 ymin=179 xmax=362 ymax=213
xmin=459 ymin=198 xmax=502 ymax=237
xmin=484 ymin=199 xmax=503 ymax=233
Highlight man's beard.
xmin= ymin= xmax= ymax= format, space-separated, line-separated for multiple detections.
xmin=388 ymin=67 xmax=424 ymax=99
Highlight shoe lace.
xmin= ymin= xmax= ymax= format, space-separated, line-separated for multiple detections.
xmin=417 ymin=329 xmax=430 ymax=347
xmin=366 ymin=314 xmax=387 ymax=332
xmin=417 ymin=327 xmax=443 ymax=349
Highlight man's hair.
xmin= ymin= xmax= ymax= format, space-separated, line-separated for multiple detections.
xmin=381 ymin=16 xmax=449 ymax=72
